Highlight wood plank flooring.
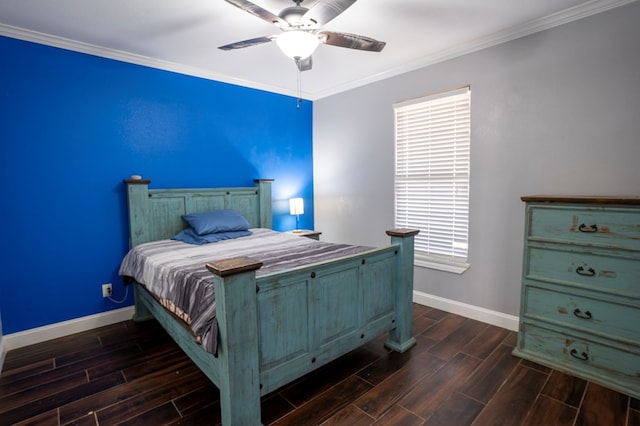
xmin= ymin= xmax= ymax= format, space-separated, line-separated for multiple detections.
xmin=1 ymin=304 xmax=638 ymax=425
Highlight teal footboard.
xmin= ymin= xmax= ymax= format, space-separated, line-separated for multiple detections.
xmin=204 ymin=229 xmax=418 ymax=424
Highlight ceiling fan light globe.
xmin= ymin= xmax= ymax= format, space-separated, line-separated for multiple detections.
xmin=276 ymin=30 xmax=319 ymax=60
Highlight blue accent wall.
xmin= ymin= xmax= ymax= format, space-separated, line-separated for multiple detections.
xmin=0 ymin=36 xmax=314 ymax=335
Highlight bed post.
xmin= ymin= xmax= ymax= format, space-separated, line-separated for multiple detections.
xmin=384 ymin=228 xmax=420 ymax=353
xmin=254 ymin=179 xmax=273 ymax=229
xmin=123 ymin=178 xmax=152 ymax=247
xmin=206 ymin=257 xmax=264 ymax=426
xmin=124 ymin=179 xmax=154 ymax=321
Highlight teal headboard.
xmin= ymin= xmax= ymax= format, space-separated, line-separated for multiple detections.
xmin=124 ymin=179 xmax=273 ymax=248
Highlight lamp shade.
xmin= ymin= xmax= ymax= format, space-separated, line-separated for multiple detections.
xmin=276 ymin=30 xmax=320 ymax=59
xmin=289 ymin=197 xmax=304 ymax=215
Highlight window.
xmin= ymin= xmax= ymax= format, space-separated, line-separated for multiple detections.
xmin=394 ymin=86 xmax=471 ymax=274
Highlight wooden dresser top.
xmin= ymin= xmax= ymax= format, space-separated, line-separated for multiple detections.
xmin=521 ymin=195 xmax=640 ymax=205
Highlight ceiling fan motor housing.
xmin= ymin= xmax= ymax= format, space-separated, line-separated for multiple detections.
xmin=278 ymin=6 xmax=315 ymax=28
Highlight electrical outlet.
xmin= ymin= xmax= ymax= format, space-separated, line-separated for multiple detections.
xmin=102 ymin=283 xmax=113 ymax=298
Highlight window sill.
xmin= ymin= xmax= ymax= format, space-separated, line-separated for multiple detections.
xmin=414 ymin=255 xmax=470 ymax=274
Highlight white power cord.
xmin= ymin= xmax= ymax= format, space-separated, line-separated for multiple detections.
xmin=108 ymin=285 xmax=130 ymax=304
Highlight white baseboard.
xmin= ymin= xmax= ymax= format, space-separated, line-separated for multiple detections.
xmin=413 ymin=290 xmax=520 ymax=331
xmin=1 ymin=306 xmax=135 ymax=371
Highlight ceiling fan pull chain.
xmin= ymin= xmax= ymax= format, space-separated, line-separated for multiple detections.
xmin=296 ymin=63 xmax=302 ymax=109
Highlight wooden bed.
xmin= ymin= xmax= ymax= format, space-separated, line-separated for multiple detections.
xmin=122 ymin=178 xmax=419 ymax=425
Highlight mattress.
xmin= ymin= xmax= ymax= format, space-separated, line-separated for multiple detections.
xmin=119 ymin=228 xmax=372 ymax=354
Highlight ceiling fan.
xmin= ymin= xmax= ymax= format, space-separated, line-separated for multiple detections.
xmin=218 ymin=0 xmax=386 ymax=71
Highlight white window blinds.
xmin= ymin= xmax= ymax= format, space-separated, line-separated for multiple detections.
xmin=394 ymin=87 xmax=471 ymax=272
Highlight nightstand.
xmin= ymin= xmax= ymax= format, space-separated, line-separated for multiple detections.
xmin=290 ymin=230 xmax=322 ymax=240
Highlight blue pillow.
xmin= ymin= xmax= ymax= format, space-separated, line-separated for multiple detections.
xmin=182 ymin=209 xmax=250 ymax=236
xmin=172 ymin=228 xmax=252 ymax=245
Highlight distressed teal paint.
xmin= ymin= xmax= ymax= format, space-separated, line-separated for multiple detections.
xmin=513 ymin=197 xmax=640 ymax=399
xmin=123 ymin=181 xmax=419 ymax=425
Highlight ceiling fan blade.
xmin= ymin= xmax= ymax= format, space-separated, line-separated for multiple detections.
xmin=223 ymin=0 xmax=287 ymax=27
xmin=218 ymin=36 xmax=274 ymax=51
xmin=296 ymin=56 xmax=313 ymax=71
xmin=302 ymin=0 xmax=358 ymax=26
xmin=319 ymin=31 xmax=386 ymax=52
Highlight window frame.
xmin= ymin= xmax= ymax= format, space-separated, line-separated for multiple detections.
xmin=393 ymin=86 xmax=471 ymax=274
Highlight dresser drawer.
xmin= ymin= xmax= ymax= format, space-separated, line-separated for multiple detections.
xmin=527 ymin=205 xmax=640 ymax=250
xmin=526 ymin=246 xmax=640 ymax=297
xmin=523 ymin=286 xmax=640 ymax=343
xmin=517 ymin=323 xmax=640 ymax=380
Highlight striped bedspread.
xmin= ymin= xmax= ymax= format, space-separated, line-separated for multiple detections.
xmin=119 ymin=228 xmax=372 ymax=354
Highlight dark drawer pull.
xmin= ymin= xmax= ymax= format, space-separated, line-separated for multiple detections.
xmin=576 ymin=266 xmax=595 ymax=276
xmin=578 ymin=223 xmax=598 ymax=233
xmin=573 ymin=308 xmax=592 ymax=319
xmin=570 ymin=349 xmax=589 ymax=361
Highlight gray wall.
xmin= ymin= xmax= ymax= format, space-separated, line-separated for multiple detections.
xmin=313 ymin=2 xmax=640 ymax=317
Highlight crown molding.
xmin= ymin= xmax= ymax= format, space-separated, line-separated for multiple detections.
xmin=1 ymin=0 xmax=635 ymax=101
xmin=0 ymin=24 xmax=303 ymax=99
xmin=312 ymin=0 xmax=637 ymax=99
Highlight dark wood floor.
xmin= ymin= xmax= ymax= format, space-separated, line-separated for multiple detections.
xmin=1 ymin=304 xmax=638 ymax=425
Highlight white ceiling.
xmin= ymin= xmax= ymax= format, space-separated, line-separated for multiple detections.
xmin=0 ymin=0 xmax=634 ymax=99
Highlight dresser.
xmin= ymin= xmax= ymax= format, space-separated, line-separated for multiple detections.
xmin=513 ymin=195 xmax=640 ymax=399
